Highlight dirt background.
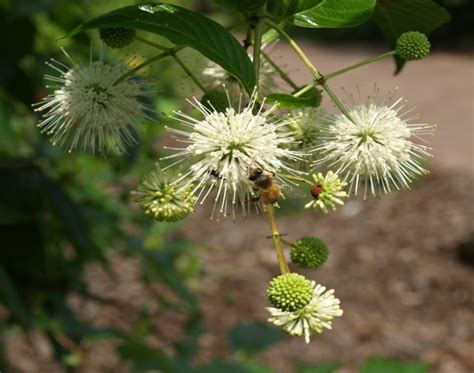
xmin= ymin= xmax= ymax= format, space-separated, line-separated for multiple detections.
xmin=4 ymin=45 xmax=474 ymax=372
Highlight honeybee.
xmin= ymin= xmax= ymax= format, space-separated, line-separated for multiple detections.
xmin=248 ymin=167 xmax=281 ymax=205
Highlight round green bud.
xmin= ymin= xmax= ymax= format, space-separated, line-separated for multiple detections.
xmin=201 ymin=89 xmax=230 ymax=113
xmin=396 ymin=31 xmax=431 ymax=61
xmin=291 ymin=237 xmax=328 ymax=268
xmin=99 ymin=27 xmax=136 ymax=49
xmin=267 ymin=273 xmax=313 ymax=312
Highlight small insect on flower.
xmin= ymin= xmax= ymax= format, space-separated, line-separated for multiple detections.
xmin=267 ymin=283 xmax=343 ymax=343
xmin=313 ymin=87 xmax=433 ymax=198
xmin=305 ymin=171 xmax=349 ymax=214
xmin=163 ymin=89 xmax=301 ymax=219
xmin=33 ymin=48 xmax=154 ymax=155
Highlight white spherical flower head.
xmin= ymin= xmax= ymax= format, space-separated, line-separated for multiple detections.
xmin=314 ymin=90 xmax=433 ymax=197
xmin=34 ymin=49 xmax=154 ymax=155
xmin=165 ymin=91 xmax=301 ymax=219
xmin=267 ymin=283 xmax=343 ymax=344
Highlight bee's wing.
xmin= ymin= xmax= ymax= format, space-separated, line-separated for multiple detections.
xmin=280 ymin=184 xmax=307 ymax=200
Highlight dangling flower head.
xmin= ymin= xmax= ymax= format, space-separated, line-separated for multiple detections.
xmin=267 ymin=283 xmax=343 ymax=343
xmin=164 ymin=89 xmax=301 ymax=219
xmin=34 ymin=48 xmax=154 ymax=155
xmin=132 ymin=164 xmax=196 ymax=222
xmin=313 ymin=88 xmax=433 ymax=197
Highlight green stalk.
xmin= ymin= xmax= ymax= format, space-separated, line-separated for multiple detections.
xmin=171 ymin=51 xmax=208 ymax=94
xmin=134 ymin=36 xmax=168 ymax=50
xmin=324 ymin=51 xmax=397 ymax=80
xmin=293 ymin=81 xmax=317 ymax=97
xmin=261 ymin=50 xmax=299 ymax=90
xmin=265 ymin=18 xmax=322 ymax=80
xmin=265 ymin=204 xmax=290 ymax=274
xmin=114 ymin=51 xmax=169 ymax=85
xmin=253 ymin=20 xmax=264 ymax=96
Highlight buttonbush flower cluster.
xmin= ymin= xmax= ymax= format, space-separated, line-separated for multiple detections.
xmin=33 ymin=0 xmax=437 ymax=345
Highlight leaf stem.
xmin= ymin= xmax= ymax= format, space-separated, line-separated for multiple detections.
xmin=253 ymin=20 xmax=264 ymax=96
xmin=324 ymin=50 xmax=397 ymax=80
xmin=265 ymin=18 xmax=321 ymax=80
xmin=171 ymin=50 xmax=208 ymax=94
xmin=134 ymin=36 xmax=168 ymax=50
xmin=293 ymin=82 xmax=316 ymax=97
xmin=114 ymin=51 xmax=170 ymax=85
xmin=262 ymin=50 xmax=299 ymax=90
xmin=280 ymin=237 xmax=295 ymax=248
xmin=264 ymin=204 xmax=290 ymax=274
xmin=320 ymin=82 xmax=354 ymax=121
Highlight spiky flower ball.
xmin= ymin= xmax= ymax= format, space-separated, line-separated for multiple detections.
xmin=267 ymin=283 xmax=343 ymax=343
xmin=99 ymin=27 xmax=136 ymax=49
xmin=267 ymin=273 xmax=314 ymax=312
xmin=33 ymin=49 xmax=153 ymax=155
xmin=132 ymin=164 xmax=196 ymax=222
xmin=313 ymin=90 xmax=433 ymax=198
xmin=288 ymin=108 xmax=329 ymax=151
xmin=396 ymin=32 xmax=430 ymax=61
xmin=291 ymin=237 xmax=328 ymax=268
xmin=165 ymin=89 xmax=300 ymax=219
xmin=305 ymin=171 xmax=348 ymax=213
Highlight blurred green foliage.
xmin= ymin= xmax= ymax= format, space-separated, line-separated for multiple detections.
xmin=0 ymin=0 xmax=440 ymax=370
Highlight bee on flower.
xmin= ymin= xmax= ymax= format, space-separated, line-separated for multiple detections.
xmin=163 ymin=89 xmax=302 ymax=219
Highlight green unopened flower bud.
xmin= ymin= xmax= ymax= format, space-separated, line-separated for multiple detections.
xmin=132 ymin=164 xmax=196 ymax=222
xmin=267 ymin=273 xmax=314 ymax=312
xmin=99 ymin=27 xmax=136 ymax=49
xmin=396 ymin=31 xmax=430 ymax=61
xmin=201 ymin=89 xmax=229 ymax=113
xmin=291 ymin=237 xmax=328 ymax=268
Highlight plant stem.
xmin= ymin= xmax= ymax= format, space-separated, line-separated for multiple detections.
xmin=114 ymin=51 xmax=170 ymax=85
xmin=293 ymin=81 xmax=316 ymax=97
xmin=261 ymin=50 xmax=299 ymax=90
xmin=265 ymin=18 xmax=321 ymax=80
xmin=134 ymin=36 xmax=168 ymax=50
xmin=264 ymin=204 xmax=290 ymax=274
xmin=320 ymin=82 xmax=354 ymax=121
xmin=324 ymin=50 xmax=397 ymax=80
xmin=171 ymin=51 xmax=208 ymax=94
xmin=253 ymin=20 xmax=264 ymax=96
xmin=280 ymin=237 xmax=295 ymax=248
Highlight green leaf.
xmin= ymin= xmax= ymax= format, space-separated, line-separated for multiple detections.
xmin=372 ymin=0 xmax=451 ymax=72
xmin=361 ymin=357 xmax=428 ymax=373
xmin=67 ymin=3 xmax=256 ymax=93
xmin=228 ymin=321 xmax=284 ymax=356
xmin=118 ymin=340 xmax=180 ymax=371
xmin=292 ymin=0 xmax=376 ymax=28
xmin=214 ymin=0 xmax=267 ymax=13
xmin=267 ymin=88 xmax=322 ymax=108
xmin=297 ymin=362 xmax=342 ymax=373
xmin=279 ymin=0 xmax=323 ymax=15
xmin=0 ymin=266 xmax=29 ymax=326
xmin=193 ymin=361 xmax=272 ymax=373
